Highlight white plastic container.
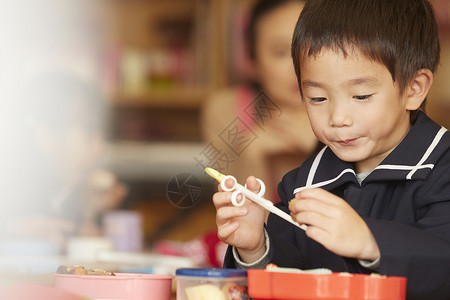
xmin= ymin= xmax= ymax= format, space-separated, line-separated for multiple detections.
xmin=176 ymin=268 xmax=248 ymax=300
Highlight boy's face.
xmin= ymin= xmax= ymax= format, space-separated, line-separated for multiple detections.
xmin=300 ymin=49 xmax=412 ymax=173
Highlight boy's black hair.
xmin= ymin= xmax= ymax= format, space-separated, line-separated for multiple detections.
xmin=291 ymin=0 xmax=440 ymax=122
xmin=247 ymin=0 xmax=303 ymax=61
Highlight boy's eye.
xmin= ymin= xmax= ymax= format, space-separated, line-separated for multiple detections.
xmin=309 ymin=97 xmax=327 ymax=103
xmin=353 ymin=94 xmax=373 ymax=100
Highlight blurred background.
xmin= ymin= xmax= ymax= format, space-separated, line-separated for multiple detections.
xmin=0 ymin=0 xmax=449 ymax=285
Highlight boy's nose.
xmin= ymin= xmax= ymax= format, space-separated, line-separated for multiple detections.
xmin=329 ymin=102 xmax=353 ymax=127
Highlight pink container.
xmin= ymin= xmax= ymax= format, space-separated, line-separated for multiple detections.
xmin=54 ymin=273 xmax=173 ymax=300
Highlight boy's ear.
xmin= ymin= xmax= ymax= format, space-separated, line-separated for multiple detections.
xmin=406 ymin=68 xmax=434 ymax=110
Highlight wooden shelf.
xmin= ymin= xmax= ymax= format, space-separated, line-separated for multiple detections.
xmin=110 ymin=88 xmax=209 ymax=109
xmin=105 ymin=0 xmax=255 ymax=143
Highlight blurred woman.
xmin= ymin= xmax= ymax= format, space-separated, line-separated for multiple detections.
xmin=202 ymin=0 xmax=317 ymax=201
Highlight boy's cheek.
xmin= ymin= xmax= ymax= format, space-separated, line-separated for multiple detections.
xmin=305 ymin=117 xmax=325 ymax=141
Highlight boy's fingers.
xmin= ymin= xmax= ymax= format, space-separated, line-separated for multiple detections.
xmin=292 ymin=210 xmax=330 ymax=230
xmin=218 ymin=176 xmax=261 ymax=194
xmin=216 ymin=206 xmax=248 ymax=222
xmin=290 ymin=197 xmax=340 ymax=221
xmin=246 ymin=176 xmax=261 ymax=194
xmin=295 ymin=188 xmax=340 ymax=205
xmin=217 ymin=221 xmax=239 ymax=241
xmin=212 ymin=191 xmax=234 ymax=208
xmin=224 ymin=177 xmax=236 ymax=189
xmin=304 ymin=225 xmax=330 ymax=247
xmin=290 ymin=197 xmax=331 ymax=212
xmin=295 ymin=188 xmax=323 ymax=200
xmin=218 ymin=178 xmax=237 ymax=192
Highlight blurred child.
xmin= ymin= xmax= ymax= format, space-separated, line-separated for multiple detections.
xmin=213 ymin=0 xmax=450 ymax=298
xmin=0 ymin=72 xmax=126 ymax=247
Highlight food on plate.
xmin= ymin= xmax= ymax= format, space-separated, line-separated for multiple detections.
xmin=265 ymin=263 xmax=332 ymax=274
xmin=184 ymin=282 xmax=248 ymax=300
xmin=185 ymin=284 xmax=226 ymax=300
xmin=56 ymin=265 xmax=87 ymax=275
xmin=337 ymin=272 xmax=353 ymax=277
xmin=223 ymin=282 xmax=248 ymax=300
xmin=56 ymin=265 xmax=115 ymax=276
xmin=370 ymin=273 xmax=387 ymax=278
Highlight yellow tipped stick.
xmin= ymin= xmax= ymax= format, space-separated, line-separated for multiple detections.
xmin=205 ymin=167 xmax=226 ymax=183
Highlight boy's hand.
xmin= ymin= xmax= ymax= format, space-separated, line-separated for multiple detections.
xmin=213 ymin=176 xmax=266 ymax=263
xmin=289 ymin=188 xmax=380 ymax=261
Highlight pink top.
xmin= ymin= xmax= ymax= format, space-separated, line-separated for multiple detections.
xmin=237 ymin=85 xmax=256 ymax=129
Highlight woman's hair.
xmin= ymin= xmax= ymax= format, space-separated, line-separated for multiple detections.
xmin=247 ymin=0 xmax=303 ymax=61
xmin=291 ymin=0 xmax=440 ymax=122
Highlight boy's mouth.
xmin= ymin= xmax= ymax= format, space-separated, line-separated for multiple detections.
xmin=337 ymin=138 xmax=358 ymax=146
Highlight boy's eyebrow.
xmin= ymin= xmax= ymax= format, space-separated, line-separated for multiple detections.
xmin=301 ymin=80 xmax=323 ymax=88
xmin=347 ymin=76 xmax=379 ymax=86
xmin=301 ymin=76 xmax=379 ymax=89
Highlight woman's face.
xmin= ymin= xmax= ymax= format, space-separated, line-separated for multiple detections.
xmin=253 ymin=1 xmax=304 ymax=109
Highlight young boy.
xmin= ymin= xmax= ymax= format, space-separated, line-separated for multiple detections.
xmin=212 ymin=0 xmax=450 ymax=298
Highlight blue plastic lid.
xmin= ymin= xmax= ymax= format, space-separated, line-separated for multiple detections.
xmin=176 ymin=268 xmax=247 ymax=278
